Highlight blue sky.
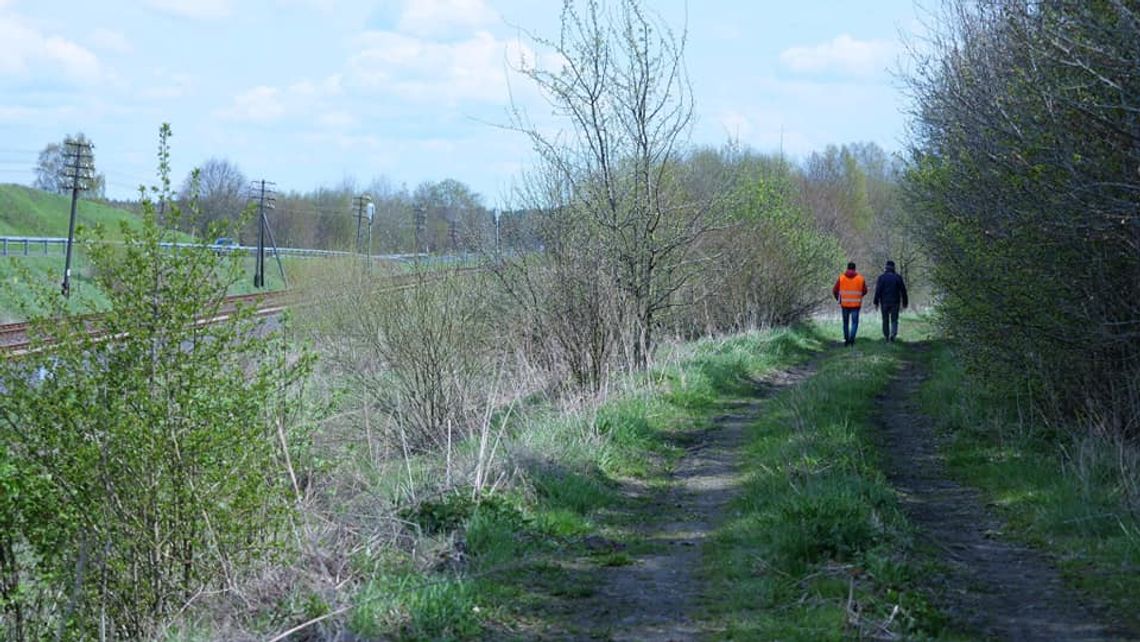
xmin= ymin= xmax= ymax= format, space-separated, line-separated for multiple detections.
xmin=0 ymin=0 xmax=929 ymax=205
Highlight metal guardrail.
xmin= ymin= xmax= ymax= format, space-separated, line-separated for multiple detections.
xmin=0 ymin=237 xmax=67 ymax=256
xmin=0 ymin=236 xmax=430 ymax=262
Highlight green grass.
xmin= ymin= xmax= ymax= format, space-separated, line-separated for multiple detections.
xmin=329 ymin=324 xmax=829 ymax=639
xmin=196 ymin=307 xmax=1140 ymax=639
xmin=327 ymin=319 xmax=972 ymax=640
xmin=917 ymin=341 xmax=1140 ymax=631
xmin=698 ymin=331 xmax=957 ymax=641
xmin=0 ymin=184 xmax=295 ymax=319
xmin=0 ymin=255 xmax=109 ymax=322
xmin=0 ymin=183 xmax=142 ymax=319
xmin=0 ymin=183 xmax=144 ymax=239
xmin=0 ymin=253 xmax=291 ymax=321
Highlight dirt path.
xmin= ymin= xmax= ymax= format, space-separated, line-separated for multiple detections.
xmin=556 ymin=362 xmax=819 ymax=641
xmin=877 ymin=344 xmax=1133 ymax=641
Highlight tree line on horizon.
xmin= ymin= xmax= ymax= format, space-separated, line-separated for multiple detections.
xmin=29 ymin=134 xmax=910 ymax=266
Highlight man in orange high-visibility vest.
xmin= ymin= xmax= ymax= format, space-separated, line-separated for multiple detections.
xmin=832 ymin=261 xmax=868 ymax=346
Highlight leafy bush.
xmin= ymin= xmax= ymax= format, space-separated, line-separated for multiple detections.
xmin=677 ymin=152 xmax=842 ymax=334
xmin=905 ymin=1 xmax=1140 ymax=436
xmin=0 ymin=125 xmax=310 ymax=639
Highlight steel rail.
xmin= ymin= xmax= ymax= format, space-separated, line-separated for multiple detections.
xmin=0 ymin=291 xmax=281 ymax=356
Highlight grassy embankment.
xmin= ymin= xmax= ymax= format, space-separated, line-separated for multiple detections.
xmin=0 ymin=183 xmax=291 ymax=321
xmin=289 ymin=316 xmax=965 ymax=640
xmin=0 ymin=184 xmax=142 ymax=319
xmin=264 ymin=323 xmax=822 ymax=639
xmin=179 ymin=303 xmax=1137 ymax=639
xmin=917 ymin=343 xmax=1140 ymax=632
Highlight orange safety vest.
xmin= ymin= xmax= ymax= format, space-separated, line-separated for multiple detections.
xmin=836 ymin=273 xmax=866 ymax=309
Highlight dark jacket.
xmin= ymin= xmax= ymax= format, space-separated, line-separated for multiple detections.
xmin=873 ymin=267 xmax=908 ymax=308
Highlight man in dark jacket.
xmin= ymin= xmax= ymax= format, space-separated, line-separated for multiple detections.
xmin=873 ymin=260 xmax=908 ymax=342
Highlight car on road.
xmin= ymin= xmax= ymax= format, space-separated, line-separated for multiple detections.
xmin=213 ymin=237 xmax=239 ymax=255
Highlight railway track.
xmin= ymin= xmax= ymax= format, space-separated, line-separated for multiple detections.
xmin=0 ymin=320 xmax=29 ymax=351
xmin=0 ymin=291 xmax=284 ymax=356
xmin=0 ymin=265 xmax=486 ymax=356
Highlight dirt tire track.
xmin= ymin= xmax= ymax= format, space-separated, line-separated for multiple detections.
xmin=559 ymin=361 xmax=820 ymax=641
xmin=877 ymin=344 xmax=1135 ymax=642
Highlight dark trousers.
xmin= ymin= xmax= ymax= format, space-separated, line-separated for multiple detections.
xmin=881 ymin=304 xmax=900 ymax=339
xmin=841 ymin=307 xmax=861 ymax=344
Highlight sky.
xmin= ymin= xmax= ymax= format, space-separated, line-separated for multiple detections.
xmin=0 ymin=0 xmax=931 ymax=206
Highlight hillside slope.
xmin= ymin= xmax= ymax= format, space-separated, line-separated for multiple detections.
xmin=0 ymin=183 xmax=141 ymax=239
xmin=0 ymin=184 xmax=286 ymax=322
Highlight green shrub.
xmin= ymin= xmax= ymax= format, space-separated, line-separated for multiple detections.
xmin=0 ymin=126 xmax=311 ymax=639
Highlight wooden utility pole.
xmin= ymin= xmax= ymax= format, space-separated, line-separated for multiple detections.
xmin=414 ymin=205 xmax=426 ymax=255
xmin=250 ymin=180 xmax=276 ymax=288
xmin=366 ymin=202 xmax=374 ymax=268
xmin=60 ymin=137 xmax=94 ymax=297
xmin=353 ymin=194 xmax=373 ymax=271
xmin=353 ymin=194 xmax=371 ymax=254
xmin=493 ymin=208 xmax=501 ymax=255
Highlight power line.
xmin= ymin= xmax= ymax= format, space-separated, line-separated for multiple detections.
xmin=101 ymin=168 xmax=159 ymax=184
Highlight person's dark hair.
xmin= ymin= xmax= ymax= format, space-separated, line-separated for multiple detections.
xmin=847 ymin=262 xmax=856 ymax=270
xmin=885 ymin=260 xmax=895 ymax=269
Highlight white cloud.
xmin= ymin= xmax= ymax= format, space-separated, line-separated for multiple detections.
xmin=215 ymin=85 xmax=286 ymax=123
xmin=779 ymin=35 xmax=894 ymax=77
xmin=276 ymin=0 xmax=337 ymax=11
xmin=147 ymin=0 xmax=231 ymax=20
xmin=89 ymin=28 xmax=132 ymax=54
xmin=0 ymin=13 xmax=101 ymax=82
xmin=708 ymin=75 xmax=902 ymax=156
xmin=42 ymin=36 xmax=100 ymax=77
xmin=0 ymin=105 xmax=79 ymax=124
xmin=317 ymin=110 xmax=356 ymax=128
xmin=214 ymin=75 xmax=344 ymax=124
xmin=717 ymin=110 xmax=753 ymax=140
xmin=347 ymin=30 xmax=527 ymax=104
xmin=397 ymin=0 xmax=496 ymax=39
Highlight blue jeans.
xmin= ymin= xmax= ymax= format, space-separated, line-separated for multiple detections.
xmin=842 ymin=308 xmax=861 ymax=343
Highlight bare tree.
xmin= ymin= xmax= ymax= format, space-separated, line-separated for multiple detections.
xmin=412 ymin=179 xmax=486 ymax=254
xmin=179 ymin=157 xmax=247 ymax=239
xmin=33 ymin=142 xmax=65 ymax=193
xmin=510 ymin=0 xmax=719 ymax=370
xmin=34 ymin=133 xmax=105 ymax=198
